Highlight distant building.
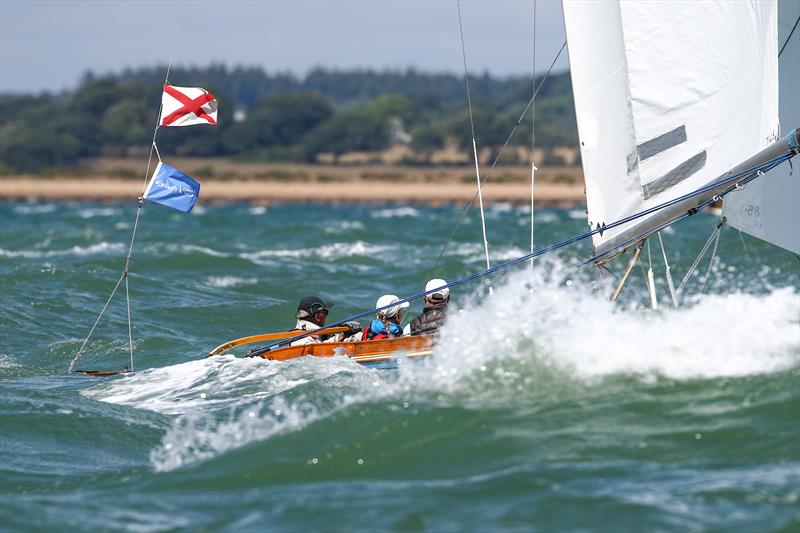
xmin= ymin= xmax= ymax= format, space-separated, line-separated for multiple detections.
xmin=233 ymin=109 xmax=247 ymax=123
xmin=389 ymin=117 xmax=412 ymax=145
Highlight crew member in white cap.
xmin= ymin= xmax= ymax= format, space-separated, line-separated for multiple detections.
xmin=408 ymin=279 xmax=450 ymax=336
xmin=362 ymin=294 xmax=409 ymax=341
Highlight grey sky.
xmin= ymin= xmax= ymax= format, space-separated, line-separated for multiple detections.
xmin=0 ymin=0 xmax=568 ymax=94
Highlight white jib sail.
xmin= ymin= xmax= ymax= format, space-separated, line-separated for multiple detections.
xmin=724 ymin=0 xmax=800 ymax=255
xmin=563 ymin=0 xmax=780 ymax=259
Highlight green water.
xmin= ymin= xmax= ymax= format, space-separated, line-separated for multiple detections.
xmin=1 ymin=201 xmax=798 ymax=532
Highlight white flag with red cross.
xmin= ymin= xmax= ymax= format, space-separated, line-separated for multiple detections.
xmin=159 ymin=84 xmax=218 ymax=127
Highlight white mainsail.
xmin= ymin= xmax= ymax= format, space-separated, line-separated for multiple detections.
xmin=725 ymin=0 xmax=800 ymax=255
xmin=563 ymin=0 xmax=780 ymax=261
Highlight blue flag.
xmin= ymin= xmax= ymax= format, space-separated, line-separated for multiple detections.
xmin=143 ymin=162 xmax=201 ymax=213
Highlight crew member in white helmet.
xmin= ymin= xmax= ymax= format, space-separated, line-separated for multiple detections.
xmin=362 ymin=294 xmax=409 ymax=341
xmin=408 ymin=279 xmax=450 ymax=336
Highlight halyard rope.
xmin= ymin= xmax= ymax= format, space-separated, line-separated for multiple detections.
xmin=456 ymin=0 xmax=491 ymax=271
xmin=422 ymin=39 xmax=568 ymax=282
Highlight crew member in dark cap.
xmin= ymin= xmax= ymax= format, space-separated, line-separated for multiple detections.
xmin=291 ymin=296 xmax=361 ymax=346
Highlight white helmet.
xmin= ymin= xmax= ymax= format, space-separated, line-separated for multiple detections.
xmin=375 ymin=294 xmax=409 ymax=319
xmin=424 ymin=279 xmax=450 ymax=303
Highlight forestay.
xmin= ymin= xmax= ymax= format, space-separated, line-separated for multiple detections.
xmin=725 ymin=0 xmax=800 ymax=255
xmin=563 ymin=0 xmax=779 ymax=261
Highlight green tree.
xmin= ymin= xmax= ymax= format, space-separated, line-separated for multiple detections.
xmin=101 ymin=99 xmax=150 ymax=149
xmin=304 ymin=108 xmax=390 ymax=160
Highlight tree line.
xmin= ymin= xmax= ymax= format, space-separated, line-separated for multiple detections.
xmin=0 ymin=66 xmax=578 ymax=172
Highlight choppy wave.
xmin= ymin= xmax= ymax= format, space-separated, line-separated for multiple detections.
xmin=0 ymin=241 xmax=125 ymax=258
xmin=5 ymin=202 xmax=798 ymax=530
xmin=86 ymin=263 xmax=800 ymax=472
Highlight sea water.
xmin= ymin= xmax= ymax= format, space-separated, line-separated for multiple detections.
xmin=1 ymin=201 xmax=798 ymax=531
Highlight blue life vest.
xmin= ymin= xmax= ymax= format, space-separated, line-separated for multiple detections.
xmin=367 ymin=319 xmax=402 ymax=339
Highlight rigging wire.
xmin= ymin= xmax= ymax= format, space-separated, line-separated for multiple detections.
xmin=251 ymin=152 xmax=793 ymax=354
xmin=530 ymin=0 xmax=537 ymax=269
xmin=697 ymin=220 xmax=723 ymax=294
xmin=67 ymin=274 xmax=126 ymax=373
xmin=677 ymin=220 xmax=724 ymax=294
xmin=779 ymin=14 xmax=799 ymax=57
xmin=422 ymin=39 xmax=568 ymax=282
xmin=70 ymin=8 xmax=182 ymax=373
xmin=456 ymin=0 xmax=491 ymax=271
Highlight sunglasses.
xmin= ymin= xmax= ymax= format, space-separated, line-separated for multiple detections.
xmin=309 ymin=304 xmax=329 ymax=315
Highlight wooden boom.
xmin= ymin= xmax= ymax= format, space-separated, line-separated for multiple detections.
xmin=208 ymin=326 xmax=350 ymax=356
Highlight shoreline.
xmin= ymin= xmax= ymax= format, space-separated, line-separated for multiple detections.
xmin=0 ymin=177 xmax=586 ymax=206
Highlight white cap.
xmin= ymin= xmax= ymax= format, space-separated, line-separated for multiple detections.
xmin=376 ymin=294 xmax=410 ymax=318
xmin=424 ymin=279 xmax=450 ymax=302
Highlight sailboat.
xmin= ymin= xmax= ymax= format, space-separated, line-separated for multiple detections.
xmin=71 ymin=1 xmax=798 ymax=374
xmin=206 ymin=0 xmax=798 ymax=365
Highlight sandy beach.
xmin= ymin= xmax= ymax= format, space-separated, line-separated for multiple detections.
xmin=0 ymin=159 xmax=586 ymax=205
xmin=0 ymin=176 xmax=585 ymax=205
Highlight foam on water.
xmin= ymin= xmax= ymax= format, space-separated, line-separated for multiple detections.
xmin=427 ymin=267 xmax=800 ymax=386
xmin=206 ymin=276 xmax=258 ymax=288
xmin=13 ymin=203 xmax=57 ymax=215
xmin=371 ymin=207 xmax=420 ymax=219
xmin=78 ymin=207 xmax=123 ymax=219
xmin=324 ymin=220 xmax=366 ymax=234
xmin=0 ymin=354 xmax=20 ymax=369
xmin=149 ymin=396 xmax=322 ymax=471
xmin=240 ymin=241 xmax=391 ymax=263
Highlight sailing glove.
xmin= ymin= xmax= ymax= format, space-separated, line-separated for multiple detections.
xmin=344 ymin=321 xmax=362 ymax=334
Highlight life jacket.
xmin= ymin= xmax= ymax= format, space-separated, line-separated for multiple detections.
xmin=409 ymin=305 xmax=448 ymax=335
xmin=363 ymin=319 xmax=402 ymax=340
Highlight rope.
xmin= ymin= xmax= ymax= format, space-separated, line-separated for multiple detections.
xmin=422 ymin=39 xmax=568 ymax=281
xmin=456 ymin=0 xmax=491 ymax=271
xmin=646 ymin=238 xmax=658 ymax=309
xmin=250 ymin=152 xmax=793 ymax=355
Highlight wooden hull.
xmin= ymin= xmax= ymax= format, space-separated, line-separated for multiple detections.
xmin=260 ymin=335 xmax=435 ymax=367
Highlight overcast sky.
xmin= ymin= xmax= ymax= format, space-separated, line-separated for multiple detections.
xmin=0 ymin=0 xmax=568 ymax=94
